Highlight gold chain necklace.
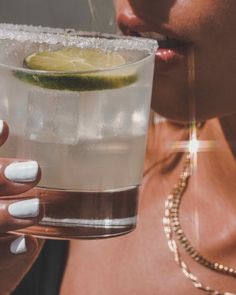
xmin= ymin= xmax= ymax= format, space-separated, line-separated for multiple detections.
xmin=163 ymin=153 xmax=236 ymax=295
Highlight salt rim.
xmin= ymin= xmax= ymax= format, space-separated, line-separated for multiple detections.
xmin=0 ymin=23 xmax=158 ymax=53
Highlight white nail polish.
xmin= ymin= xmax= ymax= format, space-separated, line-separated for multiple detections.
xmin=10 ymin=236 xmax=27 ymax=254
xmin=4 ymin=161 xmax=39 ymax=182
xmin=8 ymin=198 xmax=39 ymax=218
xmin=0 ymin=120 xmax=3 ymax=134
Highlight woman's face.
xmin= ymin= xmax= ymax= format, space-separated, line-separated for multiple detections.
xmin=114 ymin=0 xmax=236 ymax=122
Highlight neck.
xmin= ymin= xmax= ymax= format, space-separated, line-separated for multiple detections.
xmin=177 ymin=118 xmax=236 ymax=258
xmin=190 ymin=118 xmax=236 ymax=203
xmin=144 ymin=116 xmax=236 ymax=206
xmin=219 ymin=112 xmax=236 ymax=158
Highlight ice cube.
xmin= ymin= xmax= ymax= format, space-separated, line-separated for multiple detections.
xmin=76 ymin=91 xmax=105 ymax=140
xmin=26 ymin=89 xmax=80 ymax=145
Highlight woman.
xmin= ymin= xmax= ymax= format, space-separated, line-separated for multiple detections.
xmin=2 ymin=0 xmax=236 ymax=294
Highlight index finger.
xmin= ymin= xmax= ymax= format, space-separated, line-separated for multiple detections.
xmin=0 ymin=158 xmax=41 ymax=197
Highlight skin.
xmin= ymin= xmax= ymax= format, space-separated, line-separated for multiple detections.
xmin=115 ymin=0 xmax=236 ymax=122
xmin=0 ymin=122 xmax=43 ymax=295
xmin=60 ymin=119 xmax=236 ymax=295
xmin=58 ymin=1 xmax=236 ymax=294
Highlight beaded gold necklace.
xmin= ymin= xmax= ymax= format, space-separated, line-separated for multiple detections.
xmin=163 ymin=153 xmax=235 ymax=295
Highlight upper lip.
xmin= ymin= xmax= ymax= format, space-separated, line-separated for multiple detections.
xmin=132 ymin=32 xmax=189 ymax=49
xmin=117 ymin=15 xmax=190 ymax=47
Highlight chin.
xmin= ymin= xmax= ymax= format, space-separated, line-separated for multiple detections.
xmin=151 ymin=88 xmax=236 ymax=123
xmin=150 ymin=75 xmax=193 ymax=123
xmin=151 ymin=101 xmax=193 ymax=124
xmin=150 ymin=71 xmax=235 ymax=123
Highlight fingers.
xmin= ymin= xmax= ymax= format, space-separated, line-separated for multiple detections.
xmin=0 ymin=120 xmax=9 ymax=147
xmin=0 ymin=121 xmax=41 ymax=196
xmin=0 ymin=158 xmax=41 ymax=196
xmin=0 ymin=234 xmax=44 ymax=295
xmin=0 ymin=197 xmax=44 ymax=233
xmin=0 ymin=234 xmax=39 ymax=265
xmin=0 ymin=122 xmax=44 ymax=295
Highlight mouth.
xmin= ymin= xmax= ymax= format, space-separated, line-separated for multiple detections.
xmin=127 ymin=31 xmax=191 ymax=71
xmin=134 ymin=31 xmax=185 ymax=47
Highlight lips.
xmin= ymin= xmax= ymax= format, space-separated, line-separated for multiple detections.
xmin=117 ymin=15 xmax=190 ymax=72
xmin=134 ymin=32 xmax=190 ymax=72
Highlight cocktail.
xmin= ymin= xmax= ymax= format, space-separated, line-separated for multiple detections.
xmin=0 ymin=24 xmax=157 ymax=239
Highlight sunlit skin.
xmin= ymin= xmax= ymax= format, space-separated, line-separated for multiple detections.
xmin=116 ymin=0 xmax=236 ymax=122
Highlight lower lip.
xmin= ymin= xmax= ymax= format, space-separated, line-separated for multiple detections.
xmin=155 ymin=47 xmax=187 ymax=72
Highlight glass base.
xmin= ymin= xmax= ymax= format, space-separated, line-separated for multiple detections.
xmin=17 ymin=186 xmax=139 ymax=240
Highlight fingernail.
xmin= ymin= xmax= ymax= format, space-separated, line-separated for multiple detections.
xmin=0 ymin=120 xmax=3 ymax=134
xmin=8 ymin=198 xmax=39 ymax=218
xmin=10 ymin=236 xmax=27 ymax=254
xmin=4 ymin=161 xmax=39 ymax=182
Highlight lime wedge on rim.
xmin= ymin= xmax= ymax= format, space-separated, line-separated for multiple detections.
xmin=14 ymin=47 xmax=137 ymax=91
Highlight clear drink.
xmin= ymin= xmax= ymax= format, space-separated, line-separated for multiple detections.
xmin=0 ymin=24 xmax=157 ymax=239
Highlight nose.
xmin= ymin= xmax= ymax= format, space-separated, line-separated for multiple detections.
xmin=114 ymin=0 xmax=150 ymax=35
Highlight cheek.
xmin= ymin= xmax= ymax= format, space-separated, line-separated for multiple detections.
xmin=128 ymin=0 xmax=177 ymax=25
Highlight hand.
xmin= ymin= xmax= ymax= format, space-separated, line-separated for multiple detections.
xmin=0 ymin=121 xmax=44 ymax=295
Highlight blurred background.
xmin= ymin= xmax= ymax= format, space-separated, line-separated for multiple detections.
xmin=0 ymin=0 xmax=117 ymax=33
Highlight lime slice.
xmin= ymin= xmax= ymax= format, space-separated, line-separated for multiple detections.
xmin=14 ymin=47 xmax=137 ymax=91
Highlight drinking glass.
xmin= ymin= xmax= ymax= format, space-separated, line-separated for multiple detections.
xmin=0 ymin=24 xmax=157 ymax=239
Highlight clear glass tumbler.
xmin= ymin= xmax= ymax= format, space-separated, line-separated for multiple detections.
xmin=0 ymin=24 xmax=157 ymax=239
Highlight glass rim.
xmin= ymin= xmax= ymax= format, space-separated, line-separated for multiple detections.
xmin=0 ymin=23 xmax=158 ymax=74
